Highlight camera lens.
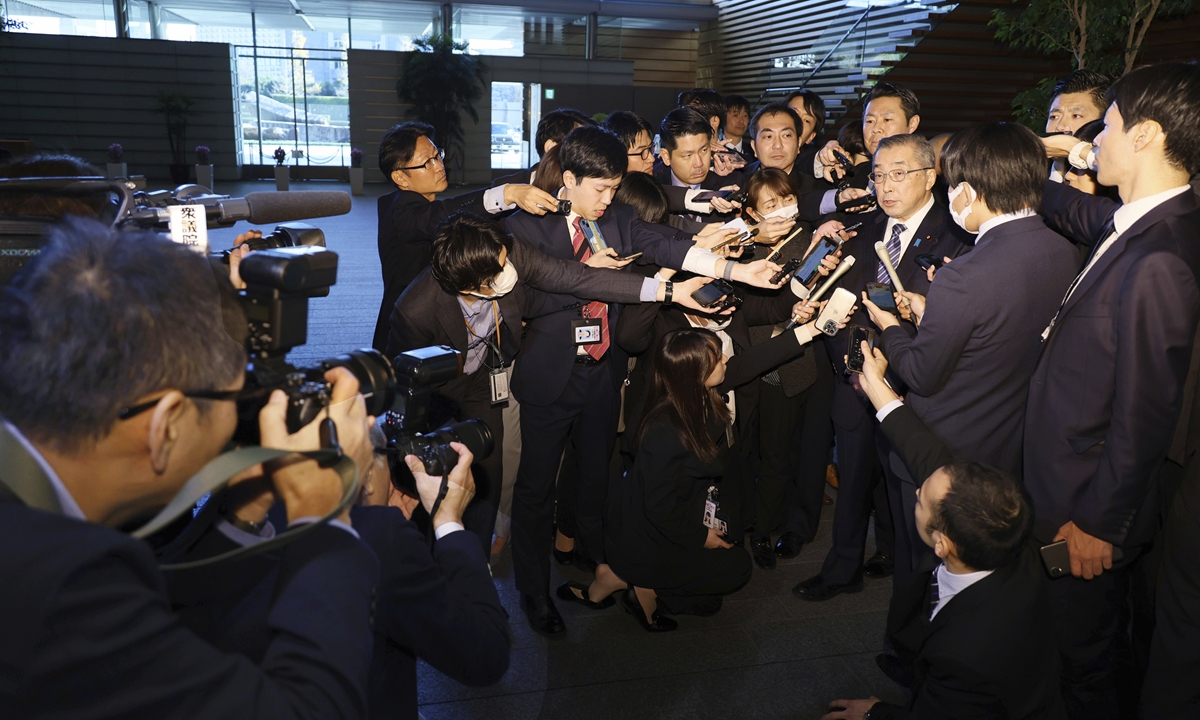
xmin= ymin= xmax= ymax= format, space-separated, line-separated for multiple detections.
xmin=322 ymin=348 xmax=397 ymax=416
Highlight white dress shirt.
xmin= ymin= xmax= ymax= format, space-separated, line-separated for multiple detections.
xmin=975 ymin=208 xmax=1037 ymax=244
xmin=931 ymin=562 xmax=994 ymax=619
xmin=883 ymin=194 xmax=936 ymax=264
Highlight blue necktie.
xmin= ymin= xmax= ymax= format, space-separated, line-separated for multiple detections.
xmin=877 ymin=223 xmax=906 ymax=284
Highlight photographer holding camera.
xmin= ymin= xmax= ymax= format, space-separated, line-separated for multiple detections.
xmin=0 ymin=219 xmax=378 ymax=719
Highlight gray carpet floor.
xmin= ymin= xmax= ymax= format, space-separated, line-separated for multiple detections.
xmin=205 ymin=179 xmax=905 ymax=720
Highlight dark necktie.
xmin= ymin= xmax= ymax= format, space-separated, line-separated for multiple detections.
xmin=928 ymin=565 xmax=941 ymax=620
xmin=571 ymin=217 xmax=610 ymax=361
xmin=877 ymin=222 xmax=906 ymax=284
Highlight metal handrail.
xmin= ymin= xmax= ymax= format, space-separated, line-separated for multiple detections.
xmin=757 ymin=6 xmax=871 ymax=106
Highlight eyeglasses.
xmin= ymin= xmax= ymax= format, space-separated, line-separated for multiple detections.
xmin=627 ymin=147 xmax=654 ymax=161
xmin=397 ymin=147 xmax=446 ymax=172
xmin=118 ymin=388 xmax=249 ymax=421
xmin=868 ymin=167 xmax=934 ymax=184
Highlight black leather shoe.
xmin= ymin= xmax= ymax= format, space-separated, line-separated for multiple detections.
xmin=774 ymin=531 xmax=804 ymax=559
xmin=792 ymin=574 xmax=864 ymax=602
xmin=552 ymin=547 xmax=575 ymax=566
xmin=521 ymin=593 xmax=566 ymax=635
xmin=750 ymin=534 xmax=776 ymax=569
xmin=556 ymin=581 xmax=616 ymax=610
xmin=864 ymin=553 xmax=894 ymax=579
xmin=621 ymin=589 xmax=677 ymax=633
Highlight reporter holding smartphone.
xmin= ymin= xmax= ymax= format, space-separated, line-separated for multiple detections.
xmin=0 ymin=220 xmax=377 ymax=719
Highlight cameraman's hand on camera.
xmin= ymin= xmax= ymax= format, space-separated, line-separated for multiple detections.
xmin=854 ymin=342 xmax=900 ymax=412
xmin=730 ymin=258 xmax=786 ymax=289
xmin=227 ymin=230 xmax=262 ymax=290
xmin=505 ymin=184 xmax=559 ymax=216
xmin=705 ymin=527 xmax=734 ymax=549
xmin=817 ymin=140 xmax=849 ymax=182
xmin=585 ymin=247 xmax=633 ymax=269
xmin=259 ymin=367 xmax=374 ymax=525
xmin=404 ymin=442 xmax=476 ymax=531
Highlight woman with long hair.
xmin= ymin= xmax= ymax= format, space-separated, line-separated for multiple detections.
xmin=556 ymin=329 xmax=753 ymax=632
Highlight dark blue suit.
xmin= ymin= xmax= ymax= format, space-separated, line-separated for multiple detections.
xmin=503 ymin=203 xmax=693 ymax=597
xmin=167 ymin=506 xmax=510 ymax=720
xmin=0 ymin=424 xmax=379 ymax=720
xmin=1028 ymin=182 xmax=1200 ymax=718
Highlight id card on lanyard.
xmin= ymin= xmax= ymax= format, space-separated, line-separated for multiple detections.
xmin=463 ymin=301 xmax=510 ymax=404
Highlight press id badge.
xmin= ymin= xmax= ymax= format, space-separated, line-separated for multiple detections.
xmin=572 ymin=318 xmax=603 ymax=345
xmin=489 ymin=367 xmax=510 ymax=404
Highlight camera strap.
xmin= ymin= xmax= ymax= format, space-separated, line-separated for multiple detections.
xmin=129 ymin=446 xmax=359 ymax=571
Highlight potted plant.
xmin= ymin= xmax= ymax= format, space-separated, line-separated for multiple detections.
xmin=349 ymin=147 xmax=364 ymax=195
xmin=395 ymin=34 xmax=486 ymax=184
xmin=153 ymin=91 xmax=195 ymax=185
xmin=274 ymin=147 xmax=289 ymax=191
xmin=106 ymin=143 xmax=127 ymax=179
xmin=195 ymin=145 xmax=214 ymax=190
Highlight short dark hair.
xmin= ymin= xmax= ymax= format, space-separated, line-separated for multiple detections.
xmin=660 ymin=107 xmax=713 ymax=151
xmin=749 ymin=102 xmax=801 ymax=139
xmin=557 ymin=125 xmax=626 ymax=182
xmin=941 ymin=122 xmax=1044 ymax=214
xmin=927 ymin=462 xmax=1033 ymax=571
xmin=378 ymin=122 xmax=434 ymax=179
xmin=724 ymin=94 xmax=751 ymax=115
xmin=1073 ymin=118 xmax=1106 ymax=144
xmin=676 ymin=88 xmax=706 ymax=107
xmin=0 ymin=218 xmax=246 ymax=452
xmin=536 ymin=108 xmax=596 ymax=157
xmin=0 ymin=154 xmax=105 ymax=219
xmin=429 ymin=213 xmax=512 ymax=295
xmin=613 ymin=171 xmax=670 ymax=224
xmin=1051 ymin=69 xmax=1111 ymax=113
xmin=1108 ymin=62 xmax=1200 ymax=175
xmin=866 ymin=82 xmax=920 ymax=122
xmin=602 ymin=110 xmax=654 ymax=150
xmin=783 ymin=89 xmax=827 ymax=138
xmin=837 ymin=122 xmax=867 ymax=158
xmin=684 ymin=89 xmax=727 ymax=128
xmin=532 ymin=145 xmax=564 ymax=195
xmin=743 ymin=167 xmax=798 ymax=217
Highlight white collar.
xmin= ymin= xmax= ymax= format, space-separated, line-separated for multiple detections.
xmin=977 ymin=208 xmax=1037 ymax=238
xmin=3 ymin=421 xmax=87 ymax=521
xmin=887 ymin=194 xmax=935 ymax=235
xmin=1113 ymin=185 xmax=1191 ymax=237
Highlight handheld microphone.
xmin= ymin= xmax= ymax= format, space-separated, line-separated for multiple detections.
xmin=127 ymin=191 xmax=352 ymax=227
xmin=782 ymin=256 xmax=856 ymax=330
xmin=873 ymin=241 xmax=906 ymax=294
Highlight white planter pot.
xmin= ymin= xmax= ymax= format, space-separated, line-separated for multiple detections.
xmin=274 ymin=165 xmax=290 ymax=191
xmin=349 ymin=166 xmax=364 ymax=195
xmin=106 ymin=162 xmax=127 ymax=179
xmin=196 ymin=164 xmax=214 ymax=190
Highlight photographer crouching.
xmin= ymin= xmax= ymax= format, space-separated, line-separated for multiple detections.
xmin=0 ymin=219 xmax=378 ymax=718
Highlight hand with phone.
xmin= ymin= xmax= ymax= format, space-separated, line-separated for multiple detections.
xmin=861 ymin=287 xmax=902 ymax=331
xmin=1052 ymin=521 xmax=1114 ymax=580
xmin=672 ymin=277 xmax=737 ymax=315
xmin=836 ymin=187 xmax=875 ymax=213
xmin=584 ymin=247 xmax=634 ymax=270
xmin=816 ymin=140 xmax=850 ymax=183
xmin=757 ymin=214 xmax=797 ymax=244
xmin=897 ymin=291 xmax=926 ymax=325
xmin=709 ymin=184 xmax=743 ymax=212
xmin=694 ymin=227 xmax=741 ymax=252
xmin=853 ymin=340 xmax=899 ymax=412
xmin=921 ymin=255 xmax=953 ymax=283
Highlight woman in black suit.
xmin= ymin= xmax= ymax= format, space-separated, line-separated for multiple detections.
xmin=556 ymin=329 xmax=752 ymax=632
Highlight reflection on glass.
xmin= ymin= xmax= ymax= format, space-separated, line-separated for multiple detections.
xmin=491 ymin=82 xmax=525 ymax=170
xmin=7 ymin=0 xmax=117 ymax=37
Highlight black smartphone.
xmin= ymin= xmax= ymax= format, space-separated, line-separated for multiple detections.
xmin=916 ymin=253 xmax=944 ymax=272
xmin=846 ymin=325 xmax=876 ymax=374
xmin=692 ymin=189 xmax=732 ymax=202
xmin=1040 ymin=540 xmax=1072 ymax=579
xmin=866 ymin=281 xmax=899 ymax=315
xmin=690 ymin=278 xmax=737 ymax=308
xmin=770 ymin=258 xmax=804 ymax=285
xmin=840 ymin=221 xmax=864 ymax=235
xmin=617 ymin=251 xmax=644 ymax=262
xmin=795 ymin=237 xmax=840 ymax=286
xmin=538 ymin=199 xmax=572 ymax=215
xmin=837 ymin=193 xmax=876 ymax=213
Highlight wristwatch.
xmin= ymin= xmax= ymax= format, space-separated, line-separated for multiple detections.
xmin=222 ymin=512 xmax=267 ymax=535
xmin=663 ymin=281 xmax=674 ymax=305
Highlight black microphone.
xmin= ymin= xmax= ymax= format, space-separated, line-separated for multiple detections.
xmin=127 ymin=191 xmax=352 ymax=228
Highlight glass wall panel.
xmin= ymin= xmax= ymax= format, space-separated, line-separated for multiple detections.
xmin=490 ymin=81 xmax=525 ymax=169
xmin=349 ymin=7 xmax=440 ymax=52
xmin=7 ymin=0 xmax=116 ymax=37
xmin=454 ymin=4 xmax=522 ymax=56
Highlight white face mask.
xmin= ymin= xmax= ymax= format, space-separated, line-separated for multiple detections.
xmin=467 ymin=262 xmax=519 ymax=299
xmin=947 ymin=182 xmax=978 ymax=234
xmin=765 ymin=203 xmax=799 ymax=219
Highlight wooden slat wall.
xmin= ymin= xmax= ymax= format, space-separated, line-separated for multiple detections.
xmin=1140 ymin=12 xmax=1200 ymax=64
xmin=524 ymin=23 xmax=699 ymax=87
xmin=0 ymin=34 xmax=238 ymax=181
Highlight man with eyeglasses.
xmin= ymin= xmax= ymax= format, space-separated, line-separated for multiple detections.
xmin=0 ymin=218 xmax=380 ymax=718
xmin=373 ymin=121 xmax=561 ymax=352
xmin=601 ymin=110 xmax=656 ymax=175
xmin=794 ymin=133 xmax=973 ymax=604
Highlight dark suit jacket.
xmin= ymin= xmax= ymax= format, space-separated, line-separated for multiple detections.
xmin=0 ymin=425 xmax=379 ymax=720
xmin=504 ymin=204 xmax=694 ymax=406
xmin=880 ymin=215 xmax=1079 ymax=476
xmin=373 ymin=187 xmax=491 ymax=351
xmin=1026 ymin=182 xmax=1200 ymax=546
xmin=166 ymin=506 xmax=509 ymax=720
xmin=874 ymin=404 xmax=1067 ymax=720
xmin=654 ymin=162 xmax=744 ymax=221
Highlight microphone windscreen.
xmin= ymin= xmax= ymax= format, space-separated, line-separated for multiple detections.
xmin=244 ymin=191 xmax=352 ymax=225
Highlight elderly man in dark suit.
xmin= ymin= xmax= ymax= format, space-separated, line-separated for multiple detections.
xmin=820 ymin=344 xmax=1066 ymax=720
xmin=0 ymin=220 xmax=379 ymax=719
xmin=796 ymin=133 xmax=973 ymax=603
xmin=386 ymin=213 xmax=717 ymax=554
xmin=1027 ymin=63 xmax=1200 ymax=719
xmin=863 ymin=122 xmax=1079 ymax=475
xmin=372 ymin=121 xmax=559 ymax=351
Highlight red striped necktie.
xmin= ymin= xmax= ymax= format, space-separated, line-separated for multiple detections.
xmin=571 ymin=217 xmax=610 ymax=361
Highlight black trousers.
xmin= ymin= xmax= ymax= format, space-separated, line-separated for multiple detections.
xmin=434 ymin=369 xmax=505 ymax=556
xmin=511 ymin=359 xmax=620 ymax=597
xmin=654 ymin=546 xmax=753 ymax=615
xmin=819 ymin=380 xmax=895 ymax=585
xmin=755 ymin=373 xmax=834 ymax=541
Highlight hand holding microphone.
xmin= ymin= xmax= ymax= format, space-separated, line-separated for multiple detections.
xmin=783 ymin=256 xmax=856 ymax=330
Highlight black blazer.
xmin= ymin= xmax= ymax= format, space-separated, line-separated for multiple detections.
xmin=504 ymin=204 xmax=694 ymax=406
xmin=0 ymin=426 xmax=380 ymax=720
xmin=374 ymin=187 xmax=491 ymax=351
xmin=1025 ymin=182 xmax=1200 ymax=546
xmin=874 ymin=404 xmax=1067 ymax=720
xmin=166 ymin=506 xmax=509 ymax=720
xmin=880 ymin=215 xmax=1079 ymax=476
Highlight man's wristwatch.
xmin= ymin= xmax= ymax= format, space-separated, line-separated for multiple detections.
xmin=223 ymin=512 xmax=267 ymax=535
xmin=663 ymin=281 xmax=674 ymax=305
